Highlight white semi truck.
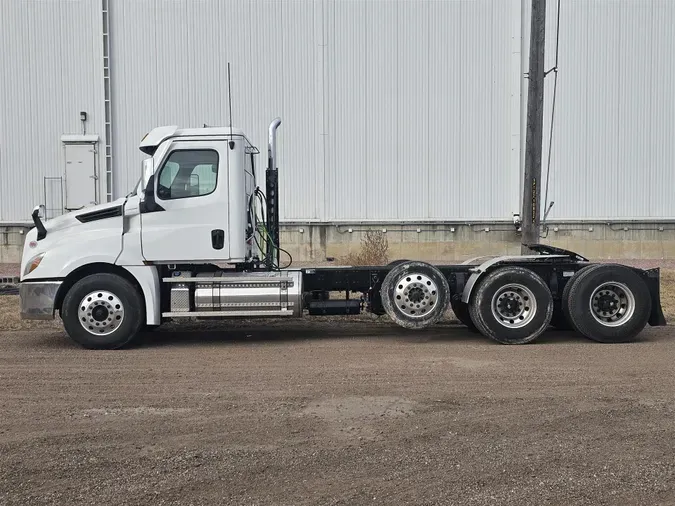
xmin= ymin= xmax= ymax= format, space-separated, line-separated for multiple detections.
xmin=19 ymin=118 xmax=666 ymax=349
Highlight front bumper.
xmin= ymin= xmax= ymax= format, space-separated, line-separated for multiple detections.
xmin=19 ymin=281 xmax=62 ymax=320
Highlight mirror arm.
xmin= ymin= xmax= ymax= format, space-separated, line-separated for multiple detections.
xmin=31 ymin=205 xmax=47 ymax=240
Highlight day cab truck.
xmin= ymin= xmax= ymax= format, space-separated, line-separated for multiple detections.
xmin=19 ymin=118 xmax=666 ymax=349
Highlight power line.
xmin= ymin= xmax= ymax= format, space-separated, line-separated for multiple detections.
xmin=542 ymin=0 xmax=561 ymax=226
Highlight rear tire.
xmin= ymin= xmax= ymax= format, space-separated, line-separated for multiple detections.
xmin=560 ymin=264 xmax=601 ymax=330
xmin=61 ymin=273 xmax=144 ymax=349
xmin=469 ymin=266 xmax=553 ymax=344
xmin=450 ymin=298 xmax=478 ymax=332
xmin=549 ymin=306 xmax=572 ymax=330
xmin=551 ymin=264 xmax=596 ymax=330
xmin=565 ymin=264 xmax=651 ymax=343
xmin=380 ymin=261 xmax=450 ymax=329
xmin=387 ymin=259 xmax=410 ymax=267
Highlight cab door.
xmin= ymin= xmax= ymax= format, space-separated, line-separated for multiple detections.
xmin=140 ymin=140 xmax=230 ymax=263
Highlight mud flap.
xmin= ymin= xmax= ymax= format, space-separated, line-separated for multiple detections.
xmin=641 ymin=268 xmax=667 ymax=326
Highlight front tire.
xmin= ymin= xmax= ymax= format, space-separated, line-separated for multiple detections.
xmin=61 ymin=273 xmax=144 ymax=349
xmin=469 ymin=266 xmax=553 ymax=344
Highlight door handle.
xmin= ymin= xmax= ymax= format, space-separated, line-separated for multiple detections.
xmin=211 ymin=229 xmax=225 ymax=250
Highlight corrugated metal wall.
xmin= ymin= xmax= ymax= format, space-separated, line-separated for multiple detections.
xmin=1 ymin=0 xmax=674 ymax=223
xmin=542 ymin=0 xmax=675 ymax=220
xmin=0 ymin=0 xmax=105 ymax=222
xmin=110 ymin=0 xmax=523 ymax=222
xmin=109 ymin=0 xmax=325 ymax=222
xmin=327 ymin=0 xmax=523 ymax=221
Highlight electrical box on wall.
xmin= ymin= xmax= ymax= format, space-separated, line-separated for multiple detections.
xmin=60 ymin=134 xmax=99 ymax=211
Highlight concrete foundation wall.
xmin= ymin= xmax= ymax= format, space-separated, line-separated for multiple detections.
xmin=281 ymin=223 xmax=675 ymax=263
xmin=0 ymin=227 xmax=30 ymax=264
xmin=4 ymin=223 xmax=675 ymax=265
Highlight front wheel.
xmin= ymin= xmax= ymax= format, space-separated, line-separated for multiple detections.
xmin=61 ymin=273 xmax=144 ymax=349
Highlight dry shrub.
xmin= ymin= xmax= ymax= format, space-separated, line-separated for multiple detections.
xmin=341 ymin=230 xmax=390 ymax=266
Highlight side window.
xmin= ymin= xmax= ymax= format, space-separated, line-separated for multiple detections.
xmin=156 ymin=149 xmax=219 ymax=200
xmin=158 ymin=161 xmax=179 ymax=189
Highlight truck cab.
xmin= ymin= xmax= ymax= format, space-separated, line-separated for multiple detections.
xmin=19 ymin=121 xmax=279 ymax=348
xmin=135 ymin=125 xmax=256 ymax=264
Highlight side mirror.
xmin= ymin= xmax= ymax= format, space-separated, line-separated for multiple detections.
xmin=33 ymin=204 xmax=46 ymax=220
xmin=140 ymin=158 xmax=154 ymax=198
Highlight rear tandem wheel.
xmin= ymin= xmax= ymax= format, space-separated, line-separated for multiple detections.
xmin=563 ymin=263 xmax=651 ymax=343
xmin=450 ymin=298 xmax=478 ymax=332
xmin=468 ymin=266 xmax=553 ymax=344
xmin=550 ymin=264 xmax=596 ymax=330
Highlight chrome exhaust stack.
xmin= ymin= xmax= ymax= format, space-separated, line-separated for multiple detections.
xmin=265 ymin=118 xmax=282 ymax=269
xmin=268 ymin=117 xmax=281 ymax=171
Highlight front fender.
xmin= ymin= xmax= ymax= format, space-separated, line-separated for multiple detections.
xmin=22 ymin=226 xmax=122 ymax=281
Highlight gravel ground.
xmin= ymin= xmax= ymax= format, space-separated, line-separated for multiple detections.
xmin=1 ymin=318 xmax=674 ymax=505
xmin=1 ymin=256 xmax=675 ymax=504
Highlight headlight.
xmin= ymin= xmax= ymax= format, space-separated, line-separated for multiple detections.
xmin=24 ymin=252 xmax=45 ymax=276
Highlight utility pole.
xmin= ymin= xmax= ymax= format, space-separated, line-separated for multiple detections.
xmin=521 ymin=0 xmax=546 ymax=254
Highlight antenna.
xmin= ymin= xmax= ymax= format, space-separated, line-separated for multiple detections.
xmin=227 ymin=62 xmax=233 ymax=129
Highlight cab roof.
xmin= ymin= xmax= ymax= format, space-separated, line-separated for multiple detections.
xmin=139 ymin=125 xmax=249 ymax=155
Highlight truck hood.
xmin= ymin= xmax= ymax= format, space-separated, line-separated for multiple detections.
xmin=21 ymin=197 xmax=129 ymax=281
xmin=42 ymin=198 xmax=127 ymax=234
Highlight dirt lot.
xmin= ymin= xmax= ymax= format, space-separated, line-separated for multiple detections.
xmin=1 ymin=294 xmax=674 ymax=505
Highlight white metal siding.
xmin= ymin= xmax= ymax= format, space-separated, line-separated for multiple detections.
xmin=109 ymin=0 xmax=323 ymax=222
xmin=542 ymin=0 xmax=675 ymax=220
xmin=0 ymin=0 xmax=105 ymax=222
xmin=2 ymin=0 xmax=675 ymax=224
xmin=110 ymin=0 xmax=522 ymax=222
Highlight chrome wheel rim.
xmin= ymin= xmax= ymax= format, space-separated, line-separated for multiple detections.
xmin=77 ymin=290 xmax=125 ymax=336
xmin=491 ymin=283 xmax=537 ymax=328
xmin=394 ymin=273 xmax=438 ymax=318
xmin=589 ymin=282 xmax=635 ymax=327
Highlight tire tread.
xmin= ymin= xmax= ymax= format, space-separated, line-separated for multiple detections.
xmin=61 ymin=273 xmax=144 ymax=349
xmin=468 ymin=266 xmax=553 ymax=345
xmin=381 ymin=261 xmax=450 ymax=329
xmin=566 ymin=264 xmax=651 ymax=343
xmin=561 ymin=264 xmax=602 ymax=331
